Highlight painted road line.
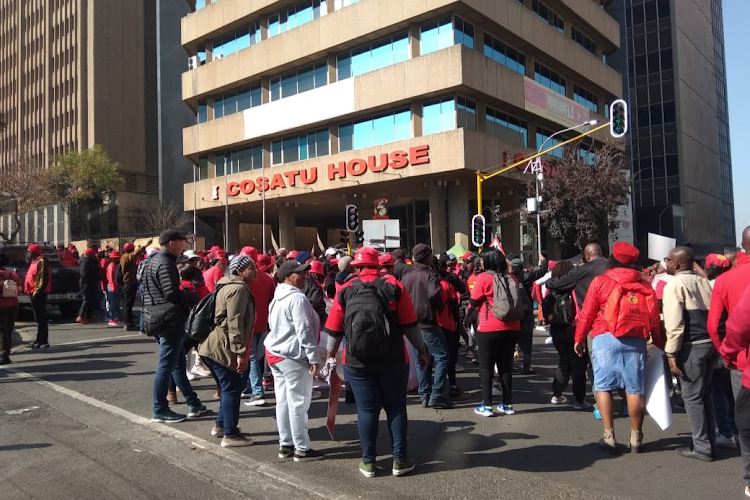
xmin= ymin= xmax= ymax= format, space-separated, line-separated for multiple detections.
xmin=0 ymin=367 xmax=352 ymax=500
xmin=55 ymin=333 xmax=143 ymax=346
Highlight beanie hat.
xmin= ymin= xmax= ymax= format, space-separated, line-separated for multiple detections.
xmin=705 ymin=253 xmax=731 ymax=269
xmin=411 ymin=243 xmax=432 ymax=263
xmin=612 ymin=241 xmax=639 ymax=265
xmin=228 ymin=255 xmax=252 ymax=275
xmin=338 ymin=255 xmax=354 ymax=272
xmin=295 ymin=251 xmax=312 ymax=264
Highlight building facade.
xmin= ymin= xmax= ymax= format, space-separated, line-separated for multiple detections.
xmin=182 ymin=0 xmax=623 ymax=258
xmin=0 ymin=0 xmax=193 ymax=244
xmin=606 ymin=0 xmax=735 ymax=254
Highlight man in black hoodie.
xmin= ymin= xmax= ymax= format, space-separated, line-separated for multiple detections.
xmin=510 ymin=255 xmax=548 ymax=374
xmin=392 ymin=248 xmax=413 ymax=281
xmin=401 ymin=244 xmax=451 ymax=409
xmin=545 ymin=243 xmax=607 ymax=305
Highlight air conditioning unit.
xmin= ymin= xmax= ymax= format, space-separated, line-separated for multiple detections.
xmin=187 ymin=55 xmax=198 ymax=70
xmin=213 ymin=53 xmax=223 ymax=60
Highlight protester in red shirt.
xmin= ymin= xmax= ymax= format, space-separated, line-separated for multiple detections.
xmin=203 ymin=258 xmax=227 ymax=292
xmin=468 ymin=248 xmax=521 ymax=417
xmin=574 ymin=242 xmax=663 ymax=454
xmin=0 ymin=253 xmax=22 ymax=364
xmin=323 ymin=246 xmax=427 ymax=478
xmin=437 ymin=255 xmax=466 ymax=399
xmin=105 ymin=251 xmax=123 ymax=326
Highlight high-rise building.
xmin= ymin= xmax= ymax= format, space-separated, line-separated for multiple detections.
xmin=606 ymin=0 xmax=735 ymax=254
xmin=0 ymin=0 xmax=193 ymax=244
xmin=182 ymin=0 xmax=623 ymax=257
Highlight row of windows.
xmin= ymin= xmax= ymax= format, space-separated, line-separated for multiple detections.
xmin=573 ymin=85 xmax=598 ymax=113
xmin=212 ymin=24 xmax=260 ymax=58
xmin=486 ymin=107 xmax=528 ymax=148
xmin=272 ymin=129 xmax=330 ymax=165
xmin=534 ymin=62 xmax=566 ymax=96
xmin=533 ymin=0 xmax=564 ymax=34
xmin=270 ymin=63 xmax=328 ymax=101
xmin=421 ymin=16 xmax=474 ymax=55
xmin=340 ymin=109 xmax=411 ymax=152
xmin=483 ymin=33 xmax=526 ymax=76
xmin=336 ymin=32 xmax=409 ymax=81
xmin=268 ymin=0 xmax=327 ymax=38
xmin=215 ymin=145 xmax=264 ymax=176
xmin=571 ymin=27 xmax=596 ymax=55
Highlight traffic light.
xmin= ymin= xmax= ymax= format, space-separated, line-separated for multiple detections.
xmin=355 ymin=231 xmax=364 ymax=244
xmin=345 ymin=204 xmax=359 ymax=232
xmin=471 ymin=214 xmax=485 ymax=248
xmin=609 ymin=99 xmax=628 ymax=138
xmin=340 ymin=231 xmax=349 ymax=244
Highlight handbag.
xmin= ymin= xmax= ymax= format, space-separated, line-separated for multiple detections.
xmin=142 ymin=302 xmax=185 ymax=336
xmin=1 ymin=271 xmax=17 ymax=298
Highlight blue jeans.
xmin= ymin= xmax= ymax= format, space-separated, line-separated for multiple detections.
xmin=243 ymin=330 xmax=268 ymax=396
xmin=204 ymin=357 xmax=243 ymax=437
xmin=153 ymin=333 xmax=200 ymax=414
xmin=713 ymin=367 xmax=737 ymax=438
xmin=344 ymin=364 xmax=409 ymax=464
xmin=106 ymin=289 xmax=122 ymax=321
xmin=408 ymin=325 xmax=449 ymax=402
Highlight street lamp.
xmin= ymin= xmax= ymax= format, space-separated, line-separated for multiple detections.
xmin=534 ymin=119 xmax=599 ymax=261
xmin=658 ymin=202 xmax=694 ymax=237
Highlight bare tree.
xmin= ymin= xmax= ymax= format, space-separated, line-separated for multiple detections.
xmin=0 ymin=150 xmax=45 ymax=243
xmin=0 ymin=111 xmax=7 ymax=132
xmin=137 ymin=202 xmax=192 ymax=235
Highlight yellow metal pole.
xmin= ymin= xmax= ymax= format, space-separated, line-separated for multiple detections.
xmin=476 ymin=173 xmax=484 ymax=253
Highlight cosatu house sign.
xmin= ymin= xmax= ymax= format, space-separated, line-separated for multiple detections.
xmin=226 ymin=145 xmax=430 ymax=197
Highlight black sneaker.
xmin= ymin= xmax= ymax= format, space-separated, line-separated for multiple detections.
xmin=124 ymin=325 xmax=138 ymax=332
xmin=428 ymin=397 xmax=453 ymax=409
xmin=294 ymin=448 xmax=324 ymax=462
xmin=28 ymin=341 xmax=39 ymax=349
xmin=38 ymin=343 xmax=50 ymax=349
xmin=278 ymin=446 xmax=294 ymax=459
xmin=421 ymin=399 xmax=429 ymax=408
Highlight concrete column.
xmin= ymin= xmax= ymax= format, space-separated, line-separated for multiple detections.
xmin=226 ymin=212 xmax=240 ymax=252
xmin=447 ymin=180 xmax=470 ymax=248
xmin=260 ymin=77 xmax=270 ymax=104
xmin=409 ymin=23 xmax=420 ymax=58
xmin=329 ymin=123 xmax=339 ymax=155
xmin=476 ymin=101 xmax=487 ymax=134
xmin=428 ymin=182 xmax=447 ymax=252
xmin=278 ymin=205 xmax=296 ymax=250
xmin=411 ymin=101 xmax=423 ymax=137
xmin=327 ymin=53 xmax=338 ymax=84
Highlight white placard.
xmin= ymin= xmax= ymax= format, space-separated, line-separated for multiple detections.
xmin=362 ymin=219 xmax=400 ymax=249
xmin=645 ymin=345 xmax=673 ymax=430
xmin=648 ymin=232 xmax=676 ymax=261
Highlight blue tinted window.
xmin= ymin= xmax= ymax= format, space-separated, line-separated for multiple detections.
xmin=454 ymin=17 xmax=474 ymax=49
xmin=423 ymin=98 xmax=456 ymax=135
xmin=572 ymin=27 xmax=596 ymax=55
xmin=534 ymin=62 xmax=566 ymax=96
xmin=214 ymin=96 xmax=224 ymax=119
xmin=212 ymin=23 xmax=259 ymax=59
xmin=208 ymin=84 xmax=261 ymax=120
xmin=537 ymin=128 xmax=563 ymax=158
xmin=268 ymin=0 xmax=327 ymax=38
xmin=197 ymin=101 xmax=207 ymax=123
xmin=533 ymin=0 xmax=564 ymax=34
xmin=420 ymin=17 xmax=452 ymax=55
xmin=483 ymin=33 xmax=526 ymax=75
xmin=271 ymin=129 xmax=329 ymax=165
xmin=198 ymin=156 xmax=208 ymax=180
xmin=456 ymin=97 xmax=477 ymax=130
xmin=486 ymin=107 xmax=528 ymax=147
xmin=573 ymin=85 xmax=599 ymax=113
xmin=270 ymin=63 xmax=327 ymax=101
xmin=339 ymin=109 xmax=412 ymax=152
xmin=337 ymin=32 xmax=410 ymax=80
xmin=216 ymin=145 xmax=263 ymax=175
xmin=196 ymin=0 xmax=206 ymax=11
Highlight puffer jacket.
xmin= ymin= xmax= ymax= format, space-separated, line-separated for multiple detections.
xmin=79 ymin=254 xmax=100 ymax=287
xmin=574 ymin=267 xmax=664 ymax=347
xmin=199 ymin=275 xmax=255 ymax=370
xmin=140 ymin=249 xmax=198 ymax=334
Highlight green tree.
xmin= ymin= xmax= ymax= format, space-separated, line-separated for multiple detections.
xmin=507 ymin=141 xmax=630 ymax=257
xmin=41 ymin=144 xmax=123 ymax=238
xmin=0 ymin=150 xmax=45 ymax=243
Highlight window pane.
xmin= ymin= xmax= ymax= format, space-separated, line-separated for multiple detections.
xmin=237 ymin=90 xmax=251 ymax=111
xmin=283 ymin=136 xmax=299 ymax=163
xmin=235 ymin=29 xmax=250 ymax=51
xmin=238 ymin=147 xmax=252 ymax=172
xmin=270 ymin=79 xmax=281 ymax=101
xmin=281 ymin=74 xmax=297 ymax=98
xmin=371 ymin=39 xmax=392 ymax=71
xmin=373 ymin=114 xmax=394 ymax=145
xmin=316 ymin=130 xmax=330 ymax=156
xmin=337 ymin=54 xmax=352 ymax=80
xmin=339 ymin=124 xmax=354 ymax=151
xmin=252 ymin=146 xmax=263 ymax=170
xmin=440 ymin=99 xmax=456 ymax=131
xmin=214 ymin=97 xmax=224 ymax=118
xmin=351 ymin=47 xmax=370 ymax=76
xmin=224 ymin=93 xmax=237 ymax=115
xmin=437 ymin=17 xmax=453 ymax=49
xmin=423 ymin=102 xmax=442 ymax=135
xmin=251 ymin=86 xmax=262 ymax=107
xmin=421 ymin=22 xmax=439 ymax=55
xmin=314 ymin=64 xmax=327 ymax=87
xmin=216 ymin=154 xmax=226 ymax=176
xmin=353 ymin=120 xmax=373 ymax=149
xmin=197 ymin=102 xmax=207 ymax=123
xmin=392 ymin=34 xmax=409 ymax=64
xmin=271 ymin=140 xmax=282 ymax=164
xmin=394 ymin=110 xmax=411 ymax=140
xmin=298 ymin=66 xmax=314 ymax=93
xmin=299 ymin=134 xmax=309 ymax=161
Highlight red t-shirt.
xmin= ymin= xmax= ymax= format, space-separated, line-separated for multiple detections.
xmin=203 ymin=266 xmax=224 ymax=292
xmin=470 ymin=272 xmax=522 ymax=333
xmin=437 ymin=279 xmax=457 ymax=332
xmin=249 ymin=270 xmax=275 ymax=334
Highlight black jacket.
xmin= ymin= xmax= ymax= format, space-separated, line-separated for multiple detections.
xmin=400 ymin=262 xmax=442 ymax=327
xmin=141 ymin=250 xmax=199 ymax=333
xmin=546 ymin=257 xmax=608 ymax=306
xmin=393 ymin=260 xmax=413 ymax=281
xmin=79 ymin=255 xmax=100 ymax=288
xmin=513 ymin=260 xmax=549 ymax=304
xmin=304 ymin=274 xmax=327 ymax=325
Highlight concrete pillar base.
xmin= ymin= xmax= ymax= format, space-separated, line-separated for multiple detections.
xmin=279 ymin=205 xmax=296 ymax=250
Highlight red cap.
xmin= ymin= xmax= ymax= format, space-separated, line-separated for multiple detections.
xmin=27 ymin=243 xmax=43 ymax=255
xmin=123 ymin=243 xmax=135 ymax=252
xmin=257 ymin=254 xmax=274 ymax=272
xmin=240 ymin=246 xmax=259 ymax=262
xmin=109 ymin=251 xmax=122 ymax=259
xmin=379 ymin=254 xmax=395 ymax=266
xmin=353 ymin=247 xmax=380 ymax=267
xmin=706 ymin=253 xmax=731 ymax=269
xmin=309 ymin=260 xmax=325 ymax=275
xmin=330 ymin=258 xmax=339 ymax=266
xmin=612 ymin=241 xmax=639 ymax=265
xmin=287 ymin=250 xmax=298 ymax=259
xmin=460 ymin=251 xmax=474 ymax=261
xmin=548 ymin=260 xmax=557 ymax=270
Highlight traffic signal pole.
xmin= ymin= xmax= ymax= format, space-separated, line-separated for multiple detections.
xmin=475 ymin=122 xmax=609 ymax=220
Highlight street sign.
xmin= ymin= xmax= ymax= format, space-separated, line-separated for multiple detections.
xmin=471 ymin=214 xmax=486 ymax=248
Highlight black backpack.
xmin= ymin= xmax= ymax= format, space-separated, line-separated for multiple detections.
xmin=341 ymin=278 xmax=394 ymax=360
xmin=115 ymin=262 xmax=125 ymax=286
xmin=185 ymin=283 xmax=237 ymax=343
xmin=542 ymin=290 xmax=576 ymax=327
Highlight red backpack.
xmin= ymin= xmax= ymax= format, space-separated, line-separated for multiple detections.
xmin=601 ymin=281 xmax=653 ymax=338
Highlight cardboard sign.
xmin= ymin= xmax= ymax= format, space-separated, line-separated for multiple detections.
xmin=648 ymin=232 xmax=676 ymax=261
xmin=326 ymin=371 xmax=342 ymax=440
xmin=645 ymin=345 xmax=673 ymax=430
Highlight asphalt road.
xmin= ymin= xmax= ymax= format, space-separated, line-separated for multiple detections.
xmin=1 ymin=313 xmax=744 ymax=500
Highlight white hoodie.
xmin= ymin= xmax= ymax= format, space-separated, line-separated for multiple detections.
xmin=265 ymin=283 xmax=321 ymax=366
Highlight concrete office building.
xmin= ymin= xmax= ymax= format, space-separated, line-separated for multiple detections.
xmin=183 ymin=0 xmax=624 ymax=258
xmin=0 ymin=0 xmax=194 ymax=244
xmin=606 ymin=0 xmax=735 ymax=254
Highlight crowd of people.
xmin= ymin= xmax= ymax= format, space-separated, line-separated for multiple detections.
xmin=5 ymin=226 xmax=750 ymax=493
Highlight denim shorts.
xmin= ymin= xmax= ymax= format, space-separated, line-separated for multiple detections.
xmin=591 ymin=333 xmax=647 ymax=395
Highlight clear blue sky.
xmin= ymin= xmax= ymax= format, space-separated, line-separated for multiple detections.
xmin=725 ymin=1 xmax=748 ymax=244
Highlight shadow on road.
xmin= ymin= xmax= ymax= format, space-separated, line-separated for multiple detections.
xmin=0 ymin=443 xmax=53 ymax=452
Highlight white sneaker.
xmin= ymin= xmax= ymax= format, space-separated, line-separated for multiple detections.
xmin=186 ymin=370 xmax=195 ymax=381
xmin=544 ymin=336 xmax=554 ymax=345
xmin=551 ymin=395 xmax=568 ymax=405
xmin=717 ymin=434 xmax=738 ymax=449
xmin=191 ymin=366 xmax=212 ymax=378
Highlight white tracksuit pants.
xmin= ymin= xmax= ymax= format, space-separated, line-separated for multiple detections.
xmin=270 ymin=358 xmax=313 ymax=451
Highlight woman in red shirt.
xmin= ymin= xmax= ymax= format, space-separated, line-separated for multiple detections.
xmin=0 ymin=253 xmax=22 ymax=364
xmin=574 ymin=242 xmax=663 ymax=454
xmin=468 ymin=248 xmax=521 ymax=417
xmin=105 ymin=251 xmax=123 ymax=326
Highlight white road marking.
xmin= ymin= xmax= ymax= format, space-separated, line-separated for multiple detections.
xmin=55 ymin=333 xmax=143 ymax=346
xmin=1 ymin=367 xmax=351 ymax=500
